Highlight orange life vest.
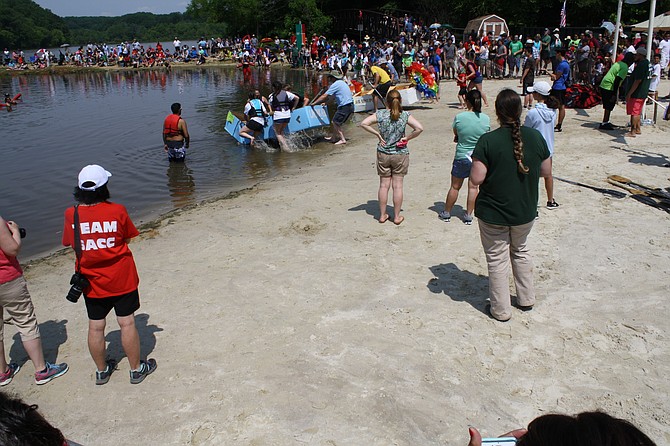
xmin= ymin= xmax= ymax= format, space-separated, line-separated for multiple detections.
xmin=163 ymin=114 xmax=181 ymax=137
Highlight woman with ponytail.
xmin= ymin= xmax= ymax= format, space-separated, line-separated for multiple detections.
xmin=470 ymin=89 xmax=552 ymax=322
xmin=360 ymin=89 xmax=423 ymax=225
xmin=439 ymin=89 xmax=490 ymax=225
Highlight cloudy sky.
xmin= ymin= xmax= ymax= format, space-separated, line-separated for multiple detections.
xmin=34 ymin=0 xmax=189 ymax=16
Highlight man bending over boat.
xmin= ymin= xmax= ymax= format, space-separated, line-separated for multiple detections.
xmin=163 ymin=103 xmax=190 ymax=162
xmin=312 ymin=72 xmax=354 ymax=145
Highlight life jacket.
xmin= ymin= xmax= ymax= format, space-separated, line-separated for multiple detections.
xmin=247 ymin=99 xmax=267 ymax=119
xmin=163 ymin=114 xmax=181 ymax=137
xmin=270 ymin=91 xmax=291 ymax=112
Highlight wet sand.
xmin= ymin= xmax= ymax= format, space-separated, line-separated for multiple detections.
xmin=7 ymin=77 xmax=670 ymax=445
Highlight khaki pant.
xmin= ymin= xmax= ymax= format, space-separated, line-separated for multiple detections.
xmin=0 ymin=276 xmax=41 ymax=340
xmin=478 ymin=220 xmax=536 ymax=321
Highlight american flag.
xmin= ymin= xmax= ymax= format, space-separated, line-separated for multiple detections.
xmin=560 ymin=1 xmax=567 ymax=28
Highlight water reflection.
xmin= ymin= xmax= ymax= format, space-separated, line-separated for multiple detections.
xmin=166 ymin=162 xmax=196 ymax=208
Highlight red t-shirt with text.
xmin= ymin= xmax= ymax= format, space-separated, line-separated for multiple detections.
xmin=62 ymin=202 xmax=139 ymax=298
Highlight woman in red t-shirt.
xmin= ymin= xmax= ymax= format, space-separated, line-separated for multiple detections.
xmin=63 ymin=165 xmax=156 ymax=385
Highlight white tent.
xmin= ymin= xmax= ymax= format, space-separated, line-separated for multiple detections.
xmin=632 ymin=10 xmax=670 ymax=30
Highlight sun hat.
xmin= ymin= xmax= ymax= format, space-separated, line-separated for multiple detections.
xmin=327 ymin=71 xmax=344 ymax=80
xmin=527 ymin=81 xmax=551 ymax=96
xmin=78 ymin=165 xmax=112 ymax=191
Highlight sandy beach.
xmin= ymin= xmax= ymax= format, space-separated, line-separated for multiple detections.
xmin=6 ymin=77 xmax=670 ymax=445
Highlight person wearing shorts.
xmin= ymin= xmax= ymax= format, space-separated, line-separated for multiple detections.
xmin=163 ymin=102 xmax=189 ymax=162
xmin=0 ymin=216 xmax=68 ymax=386
xmin=360 ymin=89 xmax=423 ymax=225
xmin=63 ymin=164 xmax=157 ymax=385
xmin=598 ymin=52 xmax=634 ymax=130
xmin=439 ymin=89 xmax=490 ymax=225
xmin=369 ymin=64 xmax=392 ymax=112
xmin=550 ymin=49 xmax=570 ymax=131
xmin=312 ymin=72 xmax=355 ymax=145
xmin=625 ymin=47 xmax=651 ymax=137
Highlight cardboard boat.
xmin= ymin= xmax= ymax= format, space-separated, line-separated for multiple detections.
xmin=352 ymin=84 xmax=420 ymax=113
xmin=225 ymin=104 xmax=331 ymax=145
xmin=225 ymin=111 xmax=275 ymax=144
xmin=287 ymin=104 xmax=330 ymax=133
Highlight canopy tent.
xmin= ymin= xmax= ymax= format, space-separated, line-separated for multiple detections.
xmin=631 ymin=10 xmax=670 ymax=30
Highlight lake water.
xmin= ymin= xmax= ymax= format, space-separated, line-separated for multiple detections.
xmin=0 ymin=66 xmax=339 ymax=260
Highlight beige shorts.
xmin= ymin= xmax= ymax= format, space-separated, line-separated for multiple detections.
xmin=0 ymin=276 xmax=41 ymax=341
xmin=377 ymin=151 xmax=409 ymax=177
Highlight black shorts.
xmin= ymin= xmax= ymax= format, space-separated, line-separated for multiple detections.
xmin=600 ymin=87 xmax=616 ymax=111
xmin=84 ymin=289 xmax=140 ymax=320
xmin=551 ymin=88 xmax=566 ymax=105
xmin=458 ymin=87 xmax=467 ymax=96
xmin=376 ymin=81 xmax=391 ymax=100
xmin=541 ymin=49 xmax=550 ymax=61
xmin=522 ymin=82 xmax=533 ymax=96
xmin=333 ymin=103 xmax=354 ymax=126
xmin=246 ymin=119 xmax=264 ymax=132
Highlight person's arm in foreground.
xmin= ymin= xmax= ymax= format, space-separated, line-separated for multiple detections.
xmin=0 ymin=216 xmax=21 ymax=257
xmin=470 ymin=158 xmax=487 ymax=187
xmin=311 ymin=93 xmax=330 ymax=106
xmin=540 ymin=157 xmax=552 ymax=178
xmin=403 ymin=115 xmax=423 ymax=143
xmin=359 ymin=113 xmax=383 ymax=145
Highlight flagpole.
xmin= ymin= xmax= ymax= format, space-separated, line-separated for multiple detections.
xmin=647 ymin=0 xmax=657 ymax=60
xmin=612 ymin=0 xmax=623 ymax=64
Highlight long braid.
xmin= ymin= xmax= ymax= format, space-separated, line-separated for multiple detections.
xmin=511 ymin=119 xmax=529 ymax=174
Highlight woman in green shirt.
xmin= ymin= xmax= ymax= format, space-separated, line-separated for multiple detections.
xmin=470 ymin=89 xmax=551 ymax=321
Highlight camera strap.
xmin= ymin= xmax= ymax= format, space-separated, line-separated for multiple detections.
xmin=73 ymin=205 xmax=82 ymax=273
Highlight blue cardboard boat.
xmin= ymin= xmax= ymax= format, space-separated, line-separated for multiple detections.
xmin=288 ymin=104 xmax=330 ymax=133
xmin=225 ymin=104 xmax=330 ymax=144
xmin=225 ymin=111 xmax=275 ymax=144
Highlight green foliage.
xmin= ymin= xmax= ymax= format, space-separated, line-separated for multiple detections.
xmin=65 ymin=12 xmax=229 ymax=44
xmin=0 ymin=0 xmax=70 ymax=48
xmin=284 ymin=0 xmax=332 ymax=35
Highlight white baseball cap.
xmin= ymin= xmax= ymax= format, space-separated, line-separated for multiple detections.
xmin=78 ymin=164 xmax=112 ymax=191
xmin=528 ymin=81 xmax=551 ymax=96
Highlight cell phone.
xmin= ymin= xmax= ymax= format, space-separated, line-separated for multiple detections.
xmin=396 ymin=139 xmax=407 ymax=148
xmin=481 ymin=437 xmax=517 ymax=445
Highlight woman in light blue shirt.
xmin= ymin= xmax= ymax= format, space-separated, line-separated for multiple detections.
xmin=439 ymin=89 xmax=490 ymax=224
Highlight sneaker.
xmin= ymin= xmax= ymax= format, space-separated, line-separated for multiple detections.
xmin=438 ymin=210 xmax=451 ymax=222
xmin=0 ymin=363 xmax=21 ymax=386
xmin=463 ymin=213 xmax=474 ymax=225
xmin=96 ymin=358 xmax=118 ymax=385
xmin=599 ymin=122 xmax=615 ymax=131
xmin=35 ymin=362 xmax=69 ymax=385
xmin=546 ymin=200 xmax=559 ymax=209
xmin=129 ymin=359 xmax=157 ymax=384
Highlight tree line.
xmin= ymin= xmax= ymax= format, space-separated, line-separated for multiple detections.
xmin=1 ymin=0 xmax=666 ymax=50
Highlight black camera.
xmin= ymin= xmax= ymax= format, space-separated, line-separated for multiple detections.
xmin=19 ymin=228 xmax=26 ymax=238
xmin=66 ymin=272 xmax=89 ymax=303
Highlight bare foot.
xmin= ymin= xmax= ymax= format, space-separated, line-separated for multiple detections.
xmin=378 ymin=214 xmax=389 ymax=223
xmin=625 ymin=132 xmax=637 ymax=138
xmin=393 ymin=216 xmax=404 ymax=225
xmin=334 ymin=139 xmax=347 ymax=145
